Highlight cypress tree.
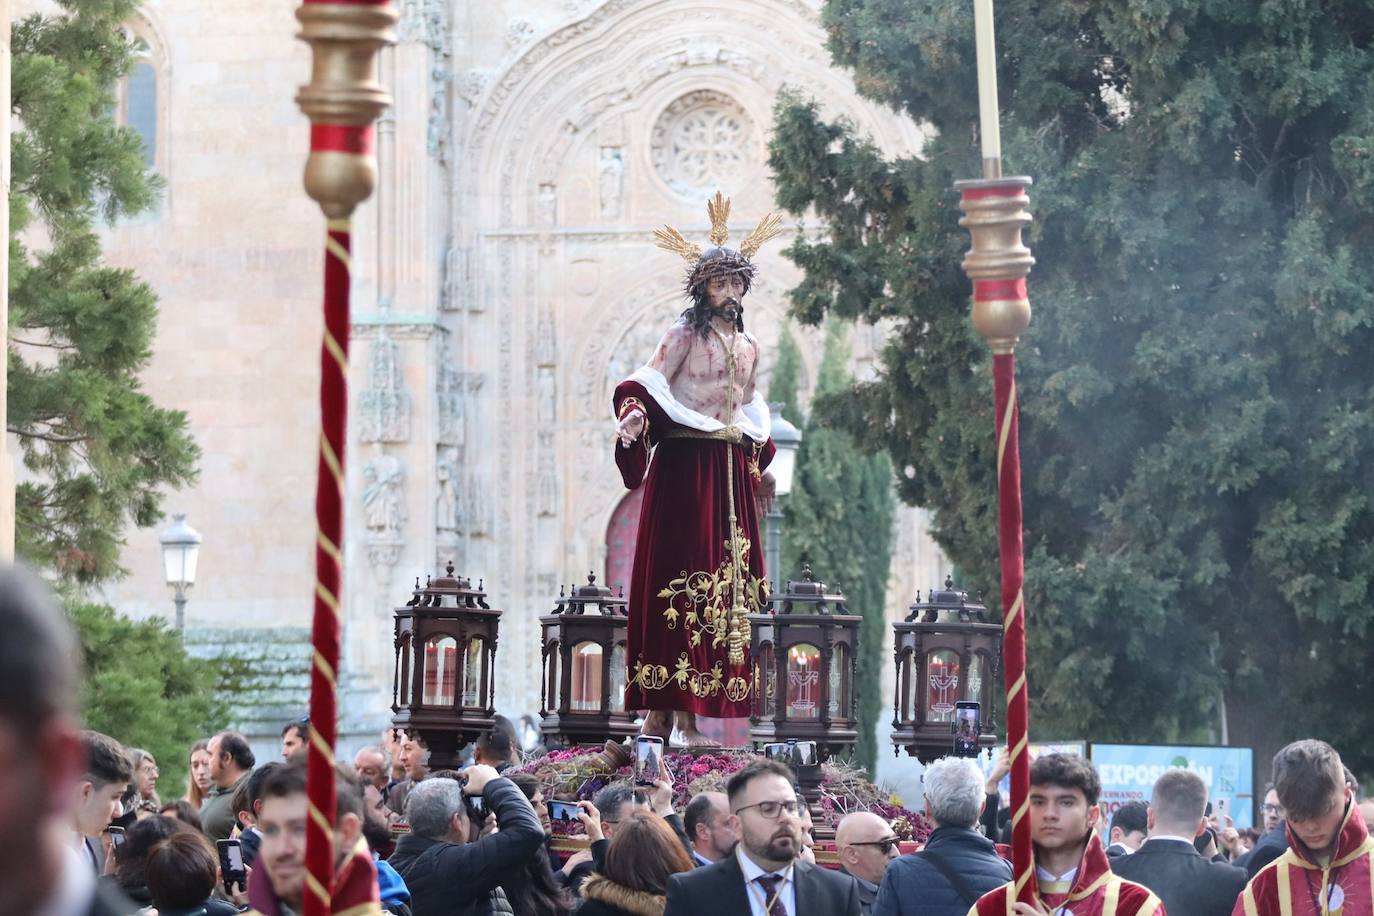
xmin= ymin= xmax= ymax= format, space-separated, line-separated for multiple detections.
xmin=782 ymin=321 xmax=894 ymax=772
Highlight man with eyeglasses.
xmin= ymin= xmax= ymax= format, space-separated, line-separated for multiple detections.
xmin=875 ymin=757 xmax=1011 ymax=916
xmin=837 ymin=812 xmax=900 ymax=914
xmin=1235 ymin=740 xmax=1372 ymax=916
xmin=665 ymin=758 xmax=861 ymax=916
xmin=1235 ymin=786 xmax=1289 ymax=878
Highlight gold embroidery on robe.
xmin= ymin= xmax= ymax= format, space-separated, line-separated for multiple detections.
xmin=655 ymin=527 xmax=767 ymax=650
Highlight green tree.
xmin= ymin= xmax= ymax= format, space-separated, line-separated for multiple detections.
xmin=767 ymin=322 xmax=804 ymax=424
xmin=70 ymin=602 xmax=228 ymax=795
xmin=11 ymin=0 xmax=199 ymax=584
xmin=769 ymin=0 xmax=1374 ymax=770
xmin=780 ymin=321 xmax=894 ymax=772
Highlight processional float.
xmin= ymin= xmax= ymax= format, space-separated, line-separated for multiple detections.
xmin=958 ymin=0 xmax=1038 ymax=904
xmin=294 ymin=0 xmax=396 ymax=913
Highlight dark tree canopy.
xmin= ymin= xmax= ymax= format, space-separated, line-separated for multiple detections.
xmin=769 ymin=0 xmax=1374 ymax=769
xmin=10 ymin=0 xmax=199 ymax=584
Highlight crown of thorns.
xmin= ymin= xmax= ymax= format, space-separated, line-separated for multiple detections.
xmin=653 ymin=192 xmax=785 ymax=291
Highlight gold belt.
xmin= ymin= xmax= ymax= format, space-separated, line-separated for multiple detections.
xmin=657 ymin=428 xmax=747 ymax=444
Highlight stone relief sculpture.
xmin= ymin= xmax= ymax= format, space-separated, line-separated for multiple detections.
xmin=362 ymin=455 xmax=406 ymax=537
xmin=436 ymin=452 xmax=461 ymax=533
xmin=599 ymin=146 xmax=624 ymax=219
xmin=358 ymin=331 xmax=412 ymax=443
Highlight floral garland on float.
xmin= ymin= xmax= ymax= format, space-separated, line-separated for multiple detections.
xmin=508 ymin=743 xmax=932 ymax=866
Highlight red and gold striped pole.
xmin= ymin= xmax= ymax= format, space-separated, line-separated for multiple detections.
xmin=294 ymin=3 xmax=395 ymax=914
xmin=957 ymin=0 xmax=1037 ymax=903
xmin=958 ymin=178 xmax=1037 ymax=904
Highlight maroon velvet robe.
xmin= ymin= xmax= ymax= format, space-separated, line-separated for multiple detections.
xmin=613 ymin=380 xmax=775 ymax=717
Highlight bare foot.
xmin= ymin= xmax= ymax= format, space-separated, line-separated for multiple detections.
xmin=673 ymin=712 xmax=722 ymax=748
xmin=640 ymin=709 xmax=672 ymax=740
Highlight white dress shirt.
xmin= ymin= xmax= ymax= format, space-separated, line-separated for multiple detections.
xmin=35 ymin=844 xmax=96 ymax=916
xmin=736 ymin=843 xmax=797 ymax=916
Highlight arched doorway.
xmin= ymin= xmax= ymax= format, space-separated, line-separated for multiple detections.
xmin=605 ymin=485 xmax=645 ymax=594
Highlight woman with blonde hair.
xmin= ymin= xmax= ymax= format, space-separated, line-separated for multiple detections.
xmin=183 ymin=739 xmax=212 ymax=810
xmin=579 ymin=811 xmax=695 ymax=916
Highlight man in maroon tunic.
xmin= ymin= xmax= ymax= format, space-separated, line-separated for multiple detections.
xmin=612 ymin=193 xmax=783 ymax=747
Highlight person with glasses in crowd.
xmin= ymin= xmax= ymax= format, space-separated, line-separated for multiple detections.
xmin=874 ymin=756 xmax=1011 ymax=916
xmin=835 ymin=812 xmax=900 ymax=915
xmin=1235 ymin=785 xmax=1288 ymax=878
xmin=664 ymin=758 xmax=861 ymax=916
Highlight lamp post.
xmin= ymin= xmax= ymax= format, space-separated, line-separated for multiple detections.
xmin=159 ymin=513 xmax=201 ymax=634
xmin=765 ymin=404 xmax=801 ymax=588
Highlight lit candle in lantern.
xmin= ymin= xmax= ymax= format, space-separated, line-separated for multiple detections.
xmin=973 ymin=0 xmax=1002 ymax=175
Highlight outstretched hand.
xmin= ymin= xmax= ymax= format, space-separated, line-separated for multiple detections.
xmin=616 ymin=412 xmax=646 ymax=447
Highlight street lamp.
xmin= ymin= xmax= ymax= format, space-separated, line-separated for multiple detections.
xmin=159 ymin=513 xmax=201 ymax=634
xmin=766 ymin=404 xmax=802 ymax=588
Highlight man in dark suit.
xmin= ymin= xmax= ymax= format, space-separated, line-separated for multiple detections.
xmin=1111 ymin=767 xmax=1247 ymax=916
xmin=0 ymin=567 xmax=141 ymax=915
xmin=665 ymin=758 xmax=861 ymax=916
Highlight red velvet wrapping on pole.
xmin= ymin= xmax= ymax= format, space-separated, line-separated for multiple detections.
xmin=992 ymin=351 xmax=1035 ymax=905
xmin=304 ymin=219 xmax=351 ymax=916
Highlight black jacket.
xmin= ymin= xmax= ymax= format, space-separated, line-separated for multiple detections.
xmin=1235 ymin=824 xmax=1288 ymax=878
xmin=873 ymin=826 xmax=1012 ymax=916
xmin=663 ymin=851 xmax=861 ymax=916
xmin=387 ymin=777 xmax=544 ymax=916
xmin=1111 ymin=837 xmax=1247 ymax=916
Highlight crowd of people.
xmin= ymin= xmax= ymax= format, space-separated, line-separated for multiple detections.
xmin=3 ymin=565 xmax=1371 ymax=916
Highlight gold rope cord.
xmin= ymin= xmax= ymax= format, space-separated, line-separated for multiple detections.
xmin=713 ymin=324 xmax=750 ymax=666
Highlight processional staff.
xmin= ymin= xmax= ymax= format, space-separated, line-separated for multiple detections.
xmin=293 ymin=1 xmax=396 ymax=914
xmin=957 ymin=0 xmax=1038 ymax=904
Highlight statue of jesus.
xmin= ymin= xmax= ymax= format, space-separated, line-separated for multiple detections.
xmin=612 ymin=193 xmax=784 ymax=747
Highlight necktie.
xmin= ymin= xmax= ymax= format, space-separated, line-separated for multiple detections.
xmin=755 ymin=873 xmax=788 ymax=916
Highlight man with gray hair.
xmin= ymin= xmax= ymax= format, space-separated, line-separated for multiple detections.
xmin=874 ymin=757 xmax=1011 ymax=916
xmin=1111 ymin=768 xmax=1245 ymax=916
xmin=388 ymin=765 xmax=544 ymax=916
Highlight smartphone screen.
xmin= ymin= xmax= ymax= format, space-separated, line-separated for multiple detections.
xmin=548 ymin=800 xmax=581 ymax=823
xmin=216 ymin=839 xmax=246 ymax=891
xmin=108 ymin=826 xmax=125 ymax=850
xmin=953 ymin=701 xmax=981 ymax=757
xmin=634 ymin=735 xmax=664 ymax=786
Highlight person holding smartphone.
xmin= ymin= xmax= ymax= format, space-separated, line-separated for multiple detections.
xmin=389 ymin=764 xmax=549 ymax=916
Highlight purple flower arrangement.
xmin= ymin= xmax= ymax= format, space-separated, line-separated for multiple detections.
xmin=510 ymin=745 xmax=933 ymax=841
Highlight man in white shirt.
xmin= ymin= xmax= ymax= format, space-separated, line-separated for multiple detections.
xmin=664 ymin=759 xmax=861 ymax=916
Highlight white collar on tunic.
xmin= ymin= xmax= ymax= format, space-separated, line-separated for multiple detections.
xmin=34 ymin=843 xmax=95 ymax=916
xmin=621 ymin=366 xmax=771 ymax=443
xmin=1036 ymin=863 xmax=1079 ymax=884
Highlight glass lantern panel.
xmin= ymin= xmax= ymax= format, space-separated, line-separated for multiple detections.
xmin=546 ymin=642 xmax=560 ymax=711
xmin=571 ymin=642 xmax=604 ymax=712
xmin=609 ymin=643 xmax=627 ymax=713
xmin=925 ymin=649 xmax=961 ymax=723
xmin=828 ymin=644 xmax=849 ymax=719
xmin=462 ymin=637 xmax=484 ymax=707
xmin=757 ymin=643 xmax=776 ymax=718
xmin=966 ymin=653 xmax=985 ymax=707
xmin=423 ymin=635 xmax=458 ymax=706
xmin=786 ymin=643 xmax=822 ymax=720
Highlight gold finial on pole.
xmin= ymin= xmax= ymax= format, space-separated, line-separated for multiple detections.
xmin=295 ymin=1 xmax=397 ymax=219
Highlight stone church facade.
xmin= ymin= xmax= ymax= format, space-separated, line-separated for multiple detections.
xmin=90 ymin=0 xmax=951 ymax=754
